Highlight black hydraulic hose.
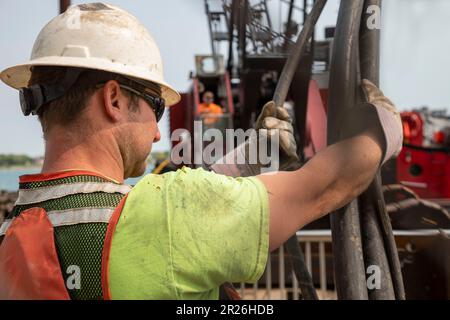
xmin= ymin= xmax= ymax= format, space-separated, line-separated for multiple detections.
xmin=284 ymin=236 xmax=319 ymax=300
xmin=371 ymin=176 xmax=407 ymax=299
xmin=359 ymin=189 xmax=395 ymax=299
xmin=359 ymin=0 xmax=405 ymax=300
xmin=327 ymin=0 xmax=368 ymax=300
xmin=358 ymin=0 xmax=395 ymax=300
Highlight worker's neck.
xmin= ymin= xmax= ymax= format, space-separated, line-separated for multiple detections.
xmin=41 ymin=127 xmax=125 ymax=183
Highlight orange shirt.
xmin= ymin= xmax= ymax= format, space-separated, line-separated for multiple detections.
xmin=198 ymin=103 xmax=223 ymax=125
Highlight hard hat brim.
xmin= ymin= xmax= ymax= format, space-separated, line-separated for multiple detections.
xmin=0 ymin=57 xmax=181 ymax=107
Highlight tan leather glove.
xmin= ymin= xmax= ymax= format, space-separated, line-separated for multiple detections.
xmin=341 ymin=79 xmax=403 ymax=166
xmin=209 ymin=101 xmax=300 ymax=177
xmin=255 ymin=101 xmax=299 ymax=164
xmin=362 ymin=79 xmax=403 ymax=165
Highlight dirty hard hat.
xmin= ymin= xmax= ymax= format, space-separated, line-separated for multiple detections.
xmin=0 ymin=2 xmax=180 ymax=107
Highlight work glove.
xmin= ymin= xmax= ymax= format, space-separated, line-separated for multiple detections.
xmin=254 ymin=101 xmax=299 ymax=169
xmin=341 ymin=79 xmax=403 ymax=166
xmin=362 ymin=79 xmax=403 ymax=165
xmin=209 ymin=101 xmax=300 ymax=177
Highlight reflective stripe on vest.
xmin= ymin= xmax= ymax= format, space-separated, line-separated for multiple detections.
xmin=15 ymin=182 xmax=131 ymax=205
xmin=1 ymin=180 xmax=131 ymax=236
xmin=0 ymin=208 xmax=116 ymax=236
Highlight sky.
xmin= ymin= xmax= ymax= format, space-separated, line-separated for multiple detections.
xmin=0 ymin=0 xmax=449 ymax=156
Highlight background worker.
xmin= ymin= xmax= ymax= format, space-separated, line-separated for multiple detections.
xmin=199 ymin=90 xmax=223 ymax=125
xmin=0 ymin=3 xmax=402 ymax=300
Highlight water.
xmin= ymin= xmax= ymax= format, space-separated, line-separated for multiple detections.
xmin=0 ymin=168 xmax=41 ymax=191
xmin=0 ymin=165 xmax=155 ymax=191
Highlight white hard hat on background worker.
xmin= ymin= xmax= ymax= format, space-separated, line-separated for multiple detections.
xmin=0 ymin=2 xmax=180 ymax=107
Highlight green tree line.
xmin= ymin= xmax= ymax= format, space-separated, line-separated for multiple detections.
xmin=0 ymin=154 xmax=35 ymax=167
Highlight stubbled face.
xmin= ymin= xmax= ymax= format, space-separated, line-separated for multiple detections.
xmin=119 ymin=97 xmax=161 ymax=178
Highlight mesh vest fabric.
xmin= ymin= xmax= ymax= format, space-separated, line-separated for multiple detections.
xmin=3 ymin=174 xmax=125 ymax=300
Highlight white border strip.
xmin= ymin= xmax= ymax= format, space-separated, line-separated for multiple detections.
xmin=15 ymin=182 xmax=131 ymax=205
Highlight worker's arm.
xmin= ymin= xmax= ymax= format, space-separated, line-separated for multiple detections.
xmin=257 ymin=129 xmax=382 ymax=251
xmin=258 ymin=79 xmax=403 ymax=251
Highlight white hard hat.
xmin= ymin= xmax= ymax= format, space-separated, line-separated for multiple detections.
xmin=0 ymin=2 xmax=180 ymax=106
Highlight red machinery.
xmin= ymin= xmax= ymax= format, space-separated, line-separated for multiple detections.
xmin=397 ymin=109 xmax=450 ymax=200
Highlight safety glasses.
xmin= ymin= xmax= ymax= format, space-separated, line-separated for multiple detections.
xmin=117 ymin=84 xmax=165 ymax=122
xmin=96 ymin=80 xmax=165 ymax=122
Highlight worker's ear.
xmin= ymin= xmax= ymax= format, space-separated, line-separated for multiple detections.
xmin=101 ymin=80 xmax=128 ymax=122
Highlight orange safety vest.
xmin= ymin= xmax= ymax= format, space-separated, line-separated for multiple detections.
xmin=0 ymin=170 xmax=128 ymax=300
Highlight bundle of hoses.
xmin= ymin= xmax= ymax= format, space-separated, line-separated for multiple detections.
xmin=327 ymin=0 xmax=405 ymax=300
xmin=269 ymin=0 xmax=406 ymax=300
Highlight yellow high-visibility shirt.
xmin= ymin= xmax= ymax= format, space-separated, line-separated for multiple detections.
xmin=108 ymin=167 xmax=269 ymax=299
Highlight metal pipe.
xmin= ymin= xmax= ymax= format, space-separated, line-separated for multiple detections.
xmin=227 ymin=0 xmax=238 ymax=74
xmin=327 ymin=0 xmax=368 ymax=300
xmin=386 ymin=196 xmax=450 ymax=217
xmin=283 ymin=0 xmax=296 ymax=48
xmin=238 ymin=0 xmax=248 ymax=66
xmin=272 ymin=0 xmax=327 ymax=107
xmin=303 ymin=0 xmax=308 ymax=24
xmin=205 ymin=0 xmax=217 ymax=58
xmin=59 ymin=0 xmax=70 ymax=13
xmin=263 ymin=0 xmax=273 ymax=32
xmin=383 ymin=184 xmax=419 ymax=199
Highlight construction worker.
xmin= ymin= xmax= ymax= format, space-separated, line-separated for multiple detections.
xmin=0 ymin=3 xmax=402 ymax=300
xmin=199 ymin=90 xmax=223 ymax=125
